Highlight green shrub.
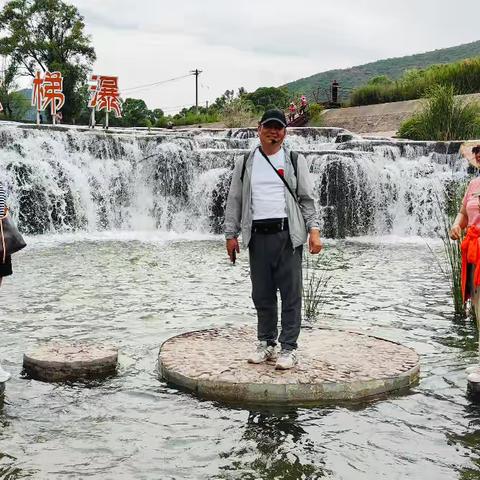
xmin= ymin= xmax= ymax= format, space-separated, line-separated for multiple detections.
xmin=154 ymin=112 xmax=219 ymax=128
xmin=221 ymin=98 xmax=257 ymax=128
xmin=308 ymin=103 xmax=324 ymax=127
xmin=398 ymin=84 xmax=480 ymax=140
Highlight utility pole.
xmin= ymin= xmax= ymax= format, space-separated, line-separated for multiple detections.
xmin=190 ymin=69 xmax=202 ymax=113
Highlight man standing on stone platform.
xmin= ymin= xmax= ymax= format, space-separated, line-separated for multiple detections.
xmin=224 ymin=108 xmax=322 ymax=370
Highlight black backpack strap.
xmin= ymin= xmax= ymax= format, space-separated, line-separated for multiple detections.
xmin=290 ymin=150 xmax=298 ymax=177
xmin=290 ymin=150 xmax=299 ymax=196
xmin=240 ymin=151 xmax=249 ymax=182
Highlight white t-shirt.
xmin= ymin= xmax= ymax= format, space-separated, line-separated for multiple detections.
xmin=251 ymin=148 xmax=287 ymax=220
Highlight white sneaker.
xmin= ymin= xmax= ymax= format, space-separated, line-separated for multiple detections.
xmin=247 ymin=342 xmax=276 ymax=364
xmin=0 ymin=365 xmax=11 ymax=383
xmin=275 ymin=349 xmax=298 ymax=370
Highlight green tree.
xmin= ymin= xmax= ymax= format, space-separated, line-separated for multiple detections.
xmin=221 ymin=97 xmax=256 ymax=128
xmin=149 ymin=108 xmax=164 ymax=124
xmin=3 ymin=91 xmax=30 ymax=120
xmin=244 ymin=86 xmax=290 ymax=111
xmin=121 ymin=98 xmax=150 ymax=127
xmin=0 ymin=0 xmax=96 ymax=123
xmin=0 ymin=58 xmax=31 ymax=121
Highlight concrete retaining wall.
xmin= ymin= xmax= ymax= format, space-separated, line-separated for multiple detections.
xmin=322 ymin=93 xmax=480 ymax=135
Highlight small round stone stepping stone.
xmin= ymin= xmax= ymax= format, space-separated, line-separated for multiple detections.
xmin=159 ymin=326 xmax=420 ymax=405
xmin=23 ymin=343 xmax=118 ymax=382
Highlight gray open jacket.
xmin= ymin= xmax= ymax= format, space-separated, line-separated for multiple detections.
xmin=224 ymin=145 xmax=320 ymax=249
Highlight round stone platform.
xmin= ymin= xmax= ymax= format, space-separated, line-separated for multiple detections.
xmin=23 ymin=343 xmax=118 ymax=382
xmin=159 ymin=326 xmax=420 ymax=405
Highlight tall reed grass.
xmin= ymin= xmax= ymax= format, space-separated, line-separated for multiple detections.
xmin=350 ymin=57 xmax=480 ymax=106
xmin=398 ymin=84 xmax=480 ymax=141
xmin=302 ymin=250 xmax=332 ymax=321
xmin=433 ymin=185 xmax=467 ymax=318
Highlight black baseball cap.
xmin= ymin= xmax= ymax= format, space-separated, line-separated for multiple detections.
xmin=259 ymin=109 xmax=287 ymax=127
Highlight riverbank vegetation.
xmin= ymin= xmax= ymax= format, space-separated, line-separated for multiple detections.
xmin=350 ymin=58 xmax=480 ymax=107
xmin=308 ymin=104 xmax=324 ymax=127
xmin=303 ymin=250 xmax=332 ymax=321
xmin=398 ymin=84 xmax=480 ymax=141
xmin=436 ymin=185 xmax=467 ymax=318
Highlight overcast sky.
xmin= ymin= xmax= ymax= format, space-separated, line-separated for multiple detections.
xmin=7 ymin=0 xmax=480 ymax=114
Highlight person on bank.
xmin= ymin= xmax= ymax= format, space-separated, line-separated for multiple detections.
xmin=0 ymin=181 xmax=12 ymax=288
xmin=299 ymin=95 xmax=308 ymax=115
xmin=288 ymin=102 xmax=297 ymax=122
xmin=224 ymin=109 xmax=323 ymax=370
xmin=450 ymin=144 xmax=480 ymax=380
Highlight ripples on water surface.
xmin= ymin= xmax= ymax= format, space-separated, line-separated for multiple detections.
xmin=1 ymin=233 xmax=480 ymax=479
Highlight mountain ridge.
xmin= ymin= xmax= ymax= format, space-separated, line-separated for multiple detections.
xmin=283 ymin=40 xmax=480 ymax=102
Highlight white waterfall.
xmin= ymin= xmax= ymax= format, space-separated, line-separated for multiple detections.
xmin=0 ymin=123 xmax=469 ymax=237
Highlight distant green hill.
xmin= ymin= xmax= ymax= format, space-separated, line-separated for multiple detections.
xmin=284 ymin=40 xmax=480 ymax=103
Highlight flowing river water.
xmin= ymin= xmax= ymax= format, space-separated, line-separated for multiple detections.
xmin=0 ymin=125 xmax=478 ymax=479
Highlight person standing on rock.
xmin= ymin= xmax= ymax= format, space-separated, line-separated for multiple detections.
xmin=0 ymin=181 xmax=12 ymax=288
xmin=450 ymin=144 xmax=480 ymax=382
xmin=224 ymin=108 xmax=323 ymax=370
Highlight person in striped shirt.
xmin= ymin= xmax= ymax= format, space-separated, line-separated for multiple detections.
xmin=0 ymin=181 xmax=12 ymax=286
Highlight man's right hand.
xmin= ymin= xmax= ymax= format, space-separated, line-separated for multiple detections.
xmin=449 ymin=224 xmax=462 ymax=240
xmin=226 ymin=238 xmax=240 ymax=263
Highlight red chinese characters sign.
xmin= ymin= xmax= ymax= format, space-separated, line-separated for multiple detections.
xmin=88 ymin=75 xmax=122 ymax=117
xmin=32 ymin=71 xmax=65 ymax=118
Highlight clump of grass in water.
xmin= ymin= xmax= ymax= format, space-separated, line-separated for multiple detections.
xmin=432 ymin=184 xmax=467 ymax=318
xmin=302 ymin=249 xmax=332 ymax=322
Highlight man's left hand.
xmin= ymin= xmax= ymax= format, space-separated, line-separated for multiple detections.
xmin=308 ymin=229 xmax=323 ymax=254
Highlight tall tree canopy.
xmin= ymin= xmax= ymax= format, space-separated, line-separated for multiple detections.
xmin=0 ymin=0 xmax=96 ymax=122
xmin=244 ymin=87 xmax=290 ymax=111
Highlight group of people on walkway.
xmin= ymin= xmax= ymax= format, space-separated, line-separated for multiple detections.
xmin=287 ymin=95 xmax=308 ymax=123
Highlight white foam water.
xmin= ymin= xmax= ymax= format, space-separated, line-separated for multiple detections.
xmin=0 ymin=123 xmax=470 ymax=239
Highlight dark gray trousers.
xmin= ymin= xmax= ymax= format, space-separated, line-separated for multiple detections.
xmin=248 ymin=230 xmax=303 ymax=350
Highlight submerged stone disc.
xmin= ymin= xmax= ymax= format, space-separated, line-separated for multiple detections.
xmin=23 ymin=343 xmax=118 ymax=382
xmin=159 ymin=326 xmax=420 ymax=405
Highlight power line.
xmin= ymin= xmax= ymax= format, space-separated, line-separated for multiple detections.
xmin=121 ymin=73 xmax=193 ymax=94
xmin=161 ymin=103 xmax=194 ymax=112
